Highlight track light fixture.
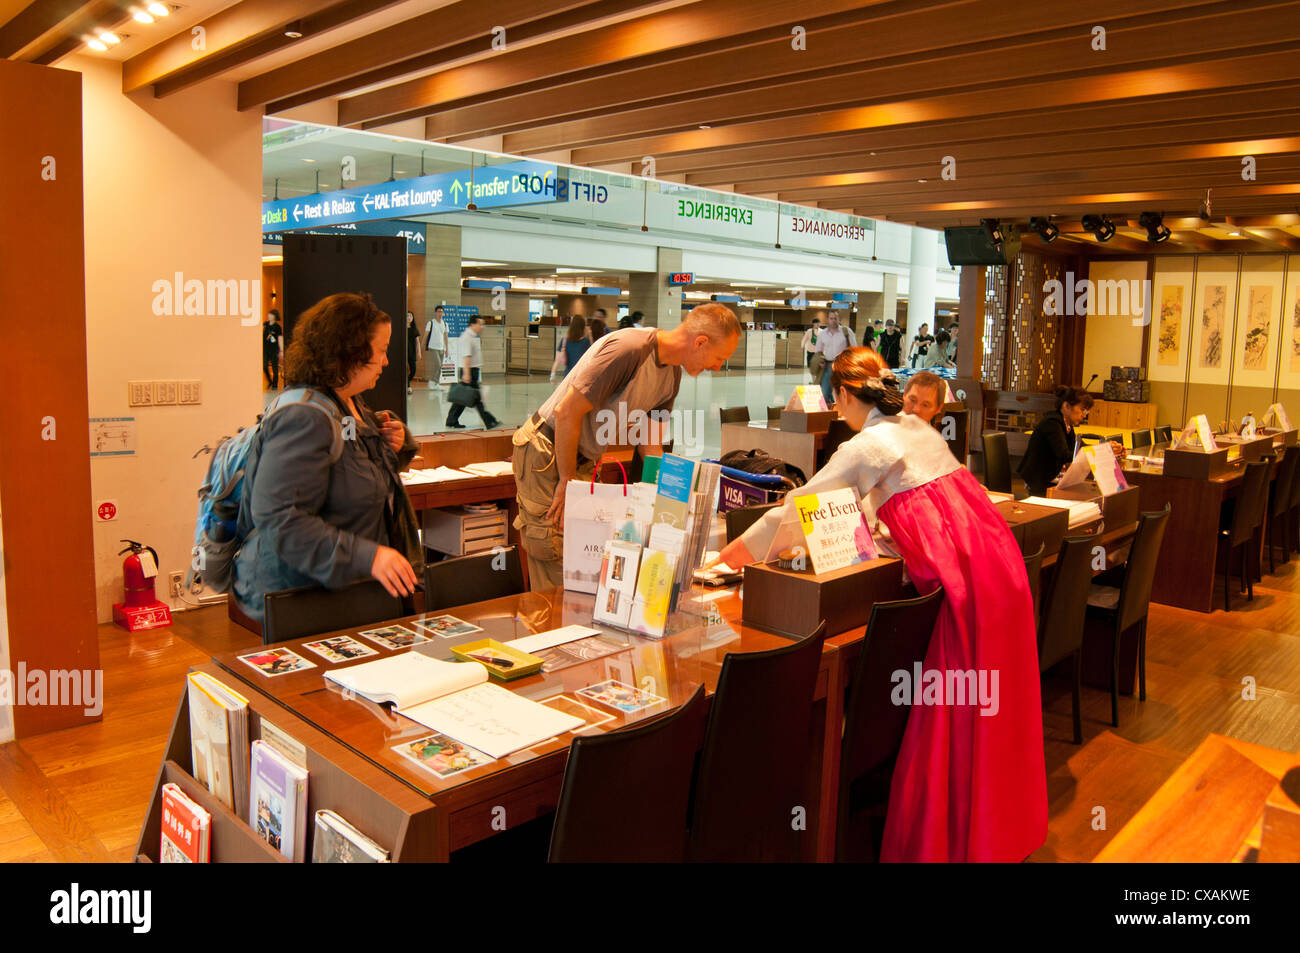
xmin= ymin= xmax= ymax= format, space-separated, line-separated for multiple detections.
xmin=980 ymin=218 xmax=1004 ymax=246
xmin=1081 ymin=214 xmax=1116 ymax=242
xmin=1138 ymin=211 xmax=1171 ymax=244
xmin=1029 ymin=217 xmax=1059 ymax=243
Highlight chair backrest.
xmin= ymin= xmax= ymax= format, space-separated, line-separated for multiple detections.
xmin=1154 ymin=425 xmax=1173 ymax=444
xmin=767 ymin=405 xmax=783 ymax=422
xmin=1227 ymin=460 xmax=1271 ymax=547
xmin=719 ymin=406 xmax=750 ymax=425
xmin=837 ymin=589 xmax=944 ymax=854
xmin=725 ymin=502 xmax=781 ymax=543
xmin=688 ymin=621 xmax=828 ymax=862
xmin=1038 ymin=536 xmax=1095 ymax=671
xmin=1022 ymin=542 xmax=1045 ymax=623
xmin=1131 ymin=429 xmax=1154 ymax=450
xmin=262 ymin=579 xmax=404 ymax=645
xmin=1289 ymin=445 xmax=1300 ymax=510
xmin=1116 ymin=504 xmax=1172 ymax=634
xmin=423 ymin=546 xmax=526 ymax=613
xmin=548 ymin=684 xmax=707 ymax=862
xmin=1270 ymin=445 xmax=1300 ymax=517
xmin=982 ymin=431 xmax=1012 ymax=494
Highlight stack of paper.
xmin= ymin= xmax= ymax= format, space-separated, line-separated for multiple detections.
xmin=1020 ymin=496 xmax=1102 ymax=528
xmin=461 ymin=460 xmax=514 ymax=477
xmin=400 ymin=466 xmax=472 ymax=485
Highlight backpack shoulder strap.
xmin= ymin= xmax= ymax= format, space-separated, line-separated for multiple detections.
xmin=265 ymin=387 xmax=345 ymax=463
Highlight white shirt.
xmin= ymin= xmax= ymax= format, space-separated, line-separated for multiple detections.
xmin=740 ymin=407 xmax=961 ymax=560
xmin=813 ymin=326 xmax=850 ymax=363
xmin=426 ymin=317 xmax=449 ymax=352
xmin=461 ymin=328 xmax=482 ymax=368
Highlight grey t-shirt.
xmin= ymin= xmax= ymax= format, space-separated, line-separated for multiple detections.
xmin=537 ymin=328 xmax=681 ymax=463
xmin=460 ymin=328 xmax=482 ymax=368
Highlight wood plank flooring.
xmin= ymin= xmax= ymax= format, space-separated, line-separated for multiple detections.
xmin=2 ymin=558 xmax=1299 ymax=863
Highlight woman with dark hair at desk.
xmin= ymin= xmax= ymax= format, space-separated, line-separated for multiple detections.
xmin=713 ymin=347 xmax=1046 ymax=863
xmin=1017 ymin=385 xmax=1093 ymax=496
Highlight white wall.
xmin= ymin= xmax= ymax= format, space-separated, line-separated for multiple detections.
xmin=1081 ymin=259 xmax=1148 ymax=389
xmin=66 ymin=55 xmax=264 ymax=621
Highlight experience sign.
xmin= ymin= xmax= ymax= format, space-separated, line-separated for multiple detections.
xmin=260 ymin=159 xmax=559 ymax=232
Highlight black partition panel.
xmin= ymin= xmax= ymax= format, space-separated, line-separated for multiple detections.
xmin=283 ymin=234 xmax=408 ymax=422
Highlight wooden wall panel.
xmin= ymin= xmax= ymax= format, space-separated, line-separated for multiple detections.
xmin=0 ymin=59 xmax=102 ymax=736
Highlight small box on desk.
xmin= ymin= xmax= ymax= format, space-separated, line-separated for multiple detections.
xmin=780 ymin=409 xmax=837 ymax=433
xmin=1162 ymin=446 xmax=1231 ymax=479
xmin=1110 ymin=366 xmax=1146 ymax=381
xmin=994 ymin=500 xmax=1069 ymax=557
xmin=1049 ymin=484 xmax=1141 ymax=530
xmin=1262 ymin=428 xmax=1298 ymax=448
xmin=741 ymin=557 xmax=905 ymax=639
xmin=1103 ymin=379 xmax=1151 ymax=402
xmin=422 ymin=505 xmax=508 ymax=556
xmin=1215 ymin=433 xmax=1275 ymax=462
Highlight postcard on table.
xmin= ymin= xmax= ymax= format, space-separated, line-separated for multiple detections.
xmin=356 ymin=625 xmax=430 ymax=650
xmin=411 ymin=614 xmax=484 ymax=638
xmin=393 ymin=732 xmax=493 ymax=779
xmin=302 ymin=635 xmax=379 ymax=663
xmin=540 ymin=694 xmax=616 ymax=732
xmin=577 ymin=679 xmax=667 ymax=714
xmin=237 ymin=648 xmax=316 ymax=677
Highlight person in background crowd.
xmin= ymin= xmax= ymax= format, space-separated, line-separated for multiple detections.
xmin=908 ymin=322 xmax=935 ymax=368
xmin=862 ymin=323 xmax=877 ymax=350
xmin=877 ymin=318 xmax=903 ymax=368
xmin=713 ymin=347 xmax=1045 ymax=863
xmin=1018 ymin=385 xmax=1093 ymax=496
xmin=447 ymin=316 xmax=501 ymax=430
xmin=903 ymin=370 xmax=947 ymax=426
xmin=234 ymin=293 xmax=421 ymax=625
xmin=923 ymin=330 xmax=955 ymax=369
xmin=263 ymin=309 xmax=283 ymax=389
xmin=551 ymin=315 xmax=591 ymax=381
xmin=813 ymin=311 xmax=851 ymax=407
xmin=513 ymin=304 xmax=741 ymax=590
xmin=631 ymin=310 xmax=645 ymax=328
xmin=945 ymin=320 xmax=959 ymax=362
xmin=844 ymin=319 xmax=858 ymax=348
xmin=425 ymin=305 xmax=449 ymax=387
xmin=589 ymin=316 xmax=608 ymax=342
xmin=618 ymin=314 xmax=636 ymax=330
xmin=405 ymin=310 xmax=421 ymax=395
xmin=800 ymin=317 xmax=821 ymax=379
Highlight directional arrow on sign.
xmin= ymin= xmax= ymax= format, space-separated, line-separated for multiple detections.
xmin=293 ymin=205 xmax=301 ymax=222
xmin=363 ymin=193 xmax=372 ymax=213
xmin=450 ymin=178 xmax=463 ymax=203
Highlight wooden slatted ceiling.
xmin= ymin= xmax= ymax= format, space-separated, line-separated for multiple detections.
xmin=7 ymin=0 xmax=1300 ymax=248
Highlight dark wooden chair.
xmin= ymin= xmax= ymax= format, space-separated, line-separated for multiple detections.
xmin=724 ymin=502 xmax=781 ymax=543
xmin=423 ymin=546 xmax=526 ymax=613
xmin=1154 ymin=425 xmax=1173 ymax=444
xmin=1022 ymin=542 xmax=1045 ymax=624
xmin=1265 ymin=446 xmax=1300 ymax=573
xmin=688 ymin=621 xmax=828 ymax=862
xmin=1038 ymin=536 xmax=1096 ymax=744
xmin=1130 ymin=429 xmax=1154 ymax=450
xmin=836 ymin=588 xmax=944 ymax=862
xmin=262 ymin=579 xmax=405 ymax=645
xmin=719 ymin=406 xmax=750 ymax=425
xmin=982 ymin=431 xmax=1012 ymax=494
xmin=548 ymin=684 xmax=707 ymax=862
xmin=767 ymin=405 xmax=784 ymax=422
xmin=1085 ymin=504 xmax=1171 ymax=725
xmin=1215 ymin=460 xmax=1271 ymax=608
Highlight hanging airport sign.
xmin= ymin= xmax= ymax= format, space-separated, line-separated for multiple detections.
xmin=262 ymin=219 xmax=428 ymax=252
xmin=261 ymin=159 xmax=560 ymax=232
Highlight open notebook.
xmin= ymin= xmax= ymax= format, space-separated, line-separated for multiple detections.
xmin=325 ymin=654 xmax=583 ymax=760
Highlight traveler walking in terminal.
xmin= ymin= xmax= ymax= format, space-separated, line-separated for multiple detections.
xmin=405 ymin=310 xmax=421 ymax=394
xmin=908 ymin=322 xmax=935 ymax=368
xmin=424 ymin=304 xmax=449 ymax=387
xmin=877 ymin=318 xmax=903 ymax=368
xmin=800 ymin=317 xmax=821 ymax=381
xmin=589 ymin=316 xmax=609 ymax=343
xmin=262 ymin=309 xmax=283 ymax=389
xmin=812 ymin=311 xmax=850 ymax=407
xmin=446 ymin=316 xmax=500 ymax=430
xmin=513 ymin=304 xmax=741 ymax=590
xmin=551 ymin=315 xmax=591 ymax=381
xmin=233 ymin=293 xmax=421 ymax=624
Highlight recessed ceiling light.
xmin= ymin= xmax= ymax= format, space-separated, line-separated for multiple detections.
xmin=870 ymin=152 xmax=876 ymax=156
xmin=132 ymin=9 xmax=153 ymax=23
xmin=98 ymin=31 xmax=121 ymax=44
xmin=698 ymin=124 xmax=712 ymax=129
xmin=284 ymin=29 xmax=303 ymax=38
xmin=1229 ymin=230 xmax=1242 ymax=236
xmin=87 ymin=38 xmax=108 ymax=51
xmin=917 ymin=178 xmax=927 ymax=183
xmin=301 ymin=158 xmax=316 ymax=163
xmin=147 ymin=2 xmax=169 ymax=15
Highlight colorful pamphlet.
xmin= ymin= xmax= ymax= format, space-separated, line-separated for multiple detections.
xmin=785 ymin=385 xmax=827 ymax=412
xmin=160 ymin=782 xmax=211 ymax=863
xmin=594 ymin=539 xmax=642 ymax=628
xmin=1084 ymin=441 xmax=1129 ymax=495
xmin=1264 ymin=403 xmax=1292 ymax=431
xmin=793 ymin=487 xmax=878 ymax=573
xmin=312 ymin=810 xmax=390 ymax=863
xmin=301 ymin=635 xmax=379 ymax=663
xmin=393 ymin=732 xmax=493 ymax=779
xmin=356 ymin=625 xmax=431 ymax=650
xmin=576 ymin=678 xmax=667 ymax=714
xmin=411 ymin=614 xmax=484 ymax=638
xmin=186 ymin=672 xmax=249 ymax=816
xmin=249 ymin=739 xmax=309 ymax=861
xmin=236 ymin=647 xmax=316 ymax=677
xmin=652 ymin=453 xmax=697 ymax=531
xmin=628 ymin=547 xmax=678 ymax=638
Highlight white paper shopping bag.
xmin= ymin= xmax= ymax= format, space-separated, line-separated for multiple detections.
xmin=562 ymin=466 xmax=656 ymax=593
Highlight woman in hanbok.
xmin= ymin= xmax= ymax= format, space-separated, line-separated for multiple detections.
xmin=715 ymin=347 xmax=1046 ymax=862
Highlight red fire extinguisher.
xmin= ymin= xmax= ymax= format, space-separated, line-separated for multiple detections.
xmin=113 ymin=539 xmax=172 ymax=631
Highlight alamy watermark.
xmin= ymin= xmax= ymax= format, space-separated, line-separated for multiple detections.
xmin=151 ymin=273 xmax=261 ymax=325
xmin=0 ymin=665 xmax=103 ymax=716
xmin=593 ymin=406 xmax=705 ymax=456
xmin=1043 ymin=272 xmax=1151 ymax=325
xmin=891 ymin=663 xmax=1000 ymax=716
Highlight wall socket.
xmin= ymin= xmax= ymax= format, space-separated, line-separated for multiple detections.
xmin=127 ymin=380 xmax=201 ymax=407
xmin=179 ymin=380 xmax=201 ymax=404
xmin=128 ymin=381 xmax=153 ymax=406
xmin=168 ymin=571 xmax=183 ymax=598
xmin=154 ymin=380 xmax=178 ymax=405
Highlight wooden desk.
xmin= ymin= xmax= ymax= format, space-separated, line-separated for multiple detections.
xmin=721 ymin=421 xmax=823 ymax=483
xmin=207 ymin=589 xmax=840 ymax=861
xmin=1095 ymin=733 xmax=1300 ymax=862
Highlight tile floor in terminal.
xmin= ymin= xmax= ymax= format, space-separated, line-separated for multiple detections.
xmin=268 ymin=365 xmax=822 ymax=460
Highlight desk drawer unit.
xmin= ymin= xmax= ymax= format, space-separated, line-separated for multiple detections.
xmin=422 ymin=506 xmax=509 ymax=556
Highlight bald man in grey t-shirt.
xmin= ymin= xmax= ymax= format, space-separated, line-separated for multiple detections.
xmin=512 ymin=304 xmax=741 ymax=591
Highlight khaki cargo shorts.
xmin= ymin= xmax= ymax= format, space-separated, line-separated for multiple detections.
xmin=511 ymin=418 xmax=594 ymax=566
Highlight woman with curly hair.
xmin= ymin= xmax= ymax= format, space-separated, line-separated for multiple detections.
xmin=232 ymin=293 xmax=421 ymax=629
xmin=714 ymin=347 xmax=1045 ymax=863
